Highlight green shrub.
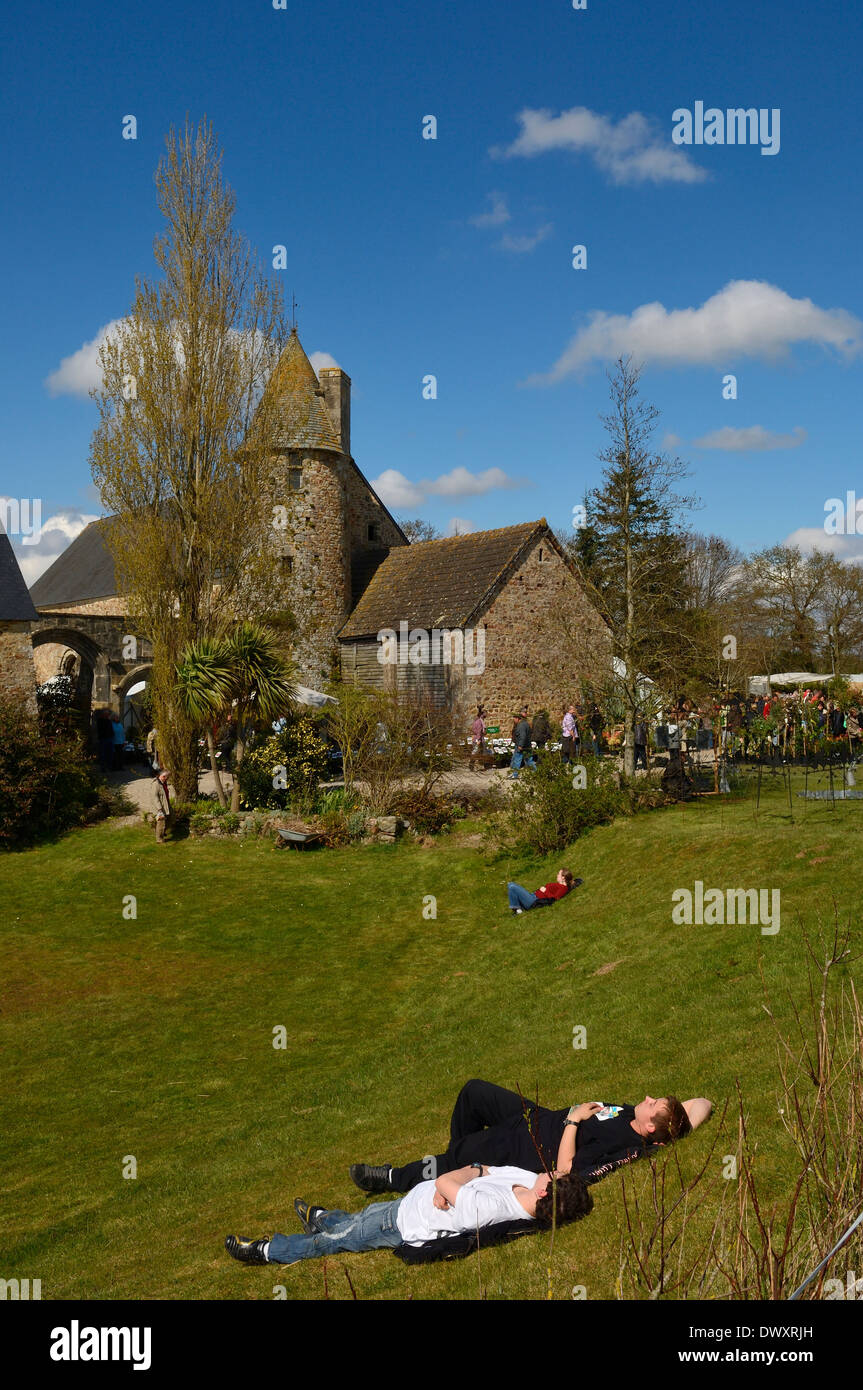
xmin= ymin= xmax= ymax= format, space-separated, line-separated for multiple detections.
xmin=502 ymin=753 xmax=627 ymax=854
xmin=238 ymin=717 xmax=330 ymax=810
xmin=0 ymin=696 xmax=104 ymax=848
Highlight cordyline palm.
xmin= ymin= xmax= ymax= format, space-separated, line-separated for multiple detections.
xmin=177 ymin=622 xmax=296 ymax=811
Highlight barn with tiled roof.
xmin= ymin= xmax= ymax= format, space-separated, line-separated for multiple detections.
xmin=339 ymin=520 xmax=610 ymax=726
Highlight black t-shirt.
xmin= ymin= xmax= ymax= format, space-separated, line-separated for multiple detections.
xmin=573 ymin=1104 xmax=649 ymax=1175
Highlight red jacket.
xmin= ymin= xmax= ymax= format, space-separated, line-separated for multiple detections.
xmin=535 ymin=881 xmax=570 ymax=901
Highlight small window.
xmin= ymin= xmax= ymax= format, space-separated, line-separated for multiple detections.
xmin=288 ymin=467 xmax=302 ymax=492
xmin=280 ymin=554 xmax=293 ymax=574
xmin=368 ymin=522 xmax=379 ymax=543
xmin=539 ymin=548 xmax=544 ymax=562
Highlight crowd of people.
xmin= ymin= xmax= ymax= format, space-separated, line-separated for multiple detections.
xmin=466 ymin=686 xmax=863 ymax=776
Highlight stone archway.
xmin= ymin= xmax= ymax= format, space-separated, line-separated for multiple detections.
xmin=115 ymin=663 xmax=152 ymax=738
xmin=30 ymin=625 xmax=114 ymax=715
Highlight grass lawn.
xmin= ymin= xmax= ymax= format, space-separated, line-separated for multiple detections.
xmin=2 ymin=770 xmax=861 ymax=1301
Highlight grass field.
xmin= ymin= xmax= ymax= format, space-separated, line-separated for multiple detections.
xmin=3 ymin=771 xmax=861 ymax=1301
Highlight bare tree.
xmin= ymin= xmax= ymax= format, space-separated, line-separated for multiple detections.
xmin=396 ymin=517 xmax=441 ymax=543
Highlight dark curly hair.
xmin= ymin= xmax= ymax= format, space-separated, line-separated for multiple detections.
xmin=533 ymin=1172 xmax=593 ymax=1230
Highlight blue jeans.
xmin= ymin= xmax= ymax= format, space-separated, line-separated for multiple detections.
xmin=510 ymin=750 xmax=536 ymax=777
xmin=508 ymin=882 xmax=538 ymax=910
xmin=267 ymin=1199 xmax=404 ymax=1264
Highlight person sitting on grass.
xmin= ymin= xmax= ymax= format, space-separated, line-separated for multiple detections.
xmin=225 ymin=1164 xmax=592 ymax=1267
xmin=349 ymin=1078 xmax=711 ymax=1195
xmin=507 ymin=867 xmax=580 ymax=913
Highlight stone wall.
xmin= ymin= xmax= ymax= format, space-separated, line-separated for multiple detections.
xmin=463 ymin=536 xmax=611 ymax=732
xmin=268 ymin=447 xmax=351 ymax=687
xmin=0 ymin=621 xmax=38 ymax=715
xmin=343 ymin=460 xmax=405 ymax=564
xmin=339 ymin=536 xmax=611 ymax=736
xmin=43 ymin=597 xmax=128 ymax=617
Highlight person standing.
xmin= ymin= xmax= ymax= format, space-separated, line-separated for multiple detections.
xmin=633 ymin=713 xmax=648 ymax=770
xmin=561 ymin=705 xmax=577 ymax=765
xmin=111 ymin=715 xmax=126 ymax=770
xmin=151 ymin=770 xmax=171 ymax=844
xmin=468 ymin=707 xmax=486 ymax=770
xmin=94 ymin=708 xmax=114 ymax=774
xmin=589 ymin=705 xmax=604 ymax=757
xmin=509 ymin=708 xmax=536 ymax=779
xmin=146 ymin=725 xmax=159 ymax=772
xmin=219 ymin=716 xmax=236 ymax=774
xmin=531 ymin=708 xmax=551 ymax=754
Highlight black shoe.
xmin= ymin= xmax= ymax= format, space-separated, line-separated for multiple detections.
xmin=349 ymin=1163 xmax=392 ymax=1193
xmin=294 ymin=1197 xmax=326 ymax=1234
xmin=225 ymin=1234 xmax=270 ymax=1265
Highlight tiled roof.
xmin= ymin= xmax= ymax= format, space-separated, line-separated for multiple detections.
xmin=265 ymin=329 xmax=342 ymax=452
xmin=338 ymin=520 xmax=548 ymax=638
xmin=29 ymin=519 xmax=118 ymax=608
xmin=0 ymin=530 xmax=38 ymax=620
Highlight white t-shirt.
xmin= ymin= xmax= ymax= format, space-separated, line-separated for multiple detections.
xmin=395 ymin=1165 xmax=537 ymax=1246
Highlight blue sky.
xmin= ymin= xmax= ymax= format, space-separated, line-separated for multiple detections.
xmin=3 ymin=0 xmax=862 ymax=584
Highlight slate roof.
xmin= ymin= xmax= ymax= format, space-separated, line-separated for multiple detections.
xmin=29 ymin=519 xmax=118 ymax=608
xmin=265 ymin=329 xmax=342 ymax=452
xmin=338 ymin=520 xmax=549 ymax=639
xmin=0 ymin=530 xmax=38 ymax=620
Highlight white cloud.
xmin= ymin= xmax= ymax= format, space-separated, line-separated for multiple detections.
xmin=6 ymin=508 xmax=99 ymax=585
xmin=44 ymin=320 xmax=125 ymax=397
xmin=693 ymin=425 xmax=807 ymax=451
xmin=372 ymin=466 xmax=525 ymax=510
xmin=371 ymin=469 xmax=426 ymax=510
xmin=469 ymin=192 xmax=511 ymax=228
xmin=526 ymin=280 xmax=863 ymax=383
xmin=494 ymin=106 xmax=707 ymax=185
xmin=663 ymin=431 xmax=683 ymax=450
xmin=446 ymin=517 xmax=476 ymax=536
xmin=45 ymin=322 xmax=326 ymax=399
xmin=497 ymin=223 xmax=554 ymax=254
xmin=784 ymin=527 xmax=863 ymax=563
xmin=309 ymin=351 xmax=340 ymax=373
xmin=428 ymin=467 xmax=522 ymax=498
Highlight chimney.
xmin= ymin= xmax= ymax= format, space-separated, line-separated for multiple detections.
xmin=317 ymin=367 xmax=351 ymax=457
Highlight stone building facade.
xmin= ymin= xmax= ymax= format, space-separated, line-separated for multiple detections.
xmin=26 ymin=332 xmax=608 ymax=725
xmin=338 ymin=521 xmax=611 ymax=729
xmin=0 ymin=531 xmax=39 ymax=715
xmin=264 ymin=334 xmax=405 ymax=684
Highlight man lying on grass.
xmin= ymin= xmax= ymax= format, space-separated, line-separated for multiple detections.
xmin=350 ymin=1078 xmax=712 ymax=1195
xmin=225 ymin=1166 xmax=592 ymax=1266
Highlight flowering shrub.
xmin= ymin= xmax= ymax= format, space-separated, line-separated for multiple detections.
xmin=237 ymin=716 xmax=331 ymax=809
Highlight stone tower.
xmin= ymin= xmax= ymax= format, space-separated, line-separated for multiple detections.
xmin=265 ymin=329 xmax=405 ymax=686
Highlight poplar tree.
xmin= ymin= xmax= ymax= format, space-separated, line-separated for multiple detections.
xmin=90 ymin=120 xmax=288 ymax=799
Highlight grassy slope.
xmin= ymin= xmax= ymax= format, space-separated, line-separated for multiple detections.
xmin=2 ymin=774 xmax=860 ymax=1301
